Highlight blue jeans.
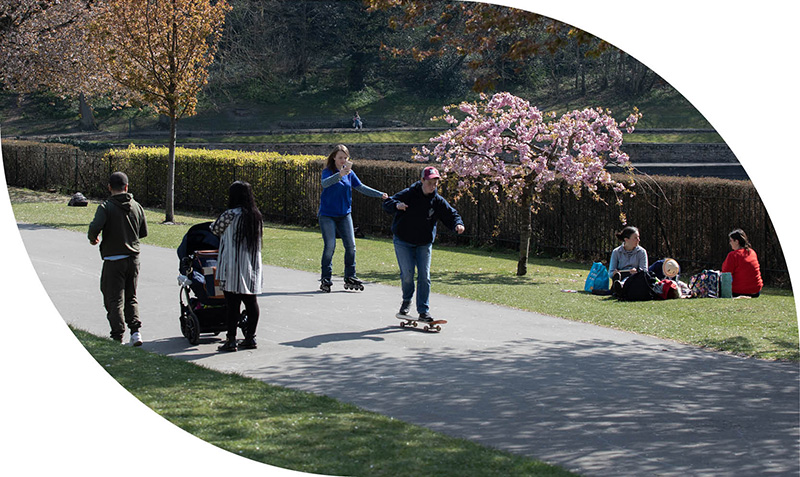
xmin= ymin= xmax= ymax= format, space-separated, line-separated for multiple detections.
xmin=393 ymin=237 xmax=432 ymax=315
xmin=319 ymin=214 xmax=356 ymax=280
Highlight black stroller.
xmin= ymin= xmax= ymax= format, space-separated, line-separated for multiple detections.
xmin=177 ymin=222 xmax=246 ymax=345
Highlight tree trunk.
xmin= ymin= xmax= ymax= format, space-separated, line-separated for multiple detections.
xmin=549 ymin=55 xmax=560 ymax=100
xmin=78 ymin=93 xmax=97 ymax=131
xmin=165 ymin=4 xmax=178 ymax=224
xmin=165 ymin=113 xmax=177 ymax=224
xmin=517 ymin=193 xmax=533 ymax=276
xmin=348 ymin=51 xmax=367 ymax=92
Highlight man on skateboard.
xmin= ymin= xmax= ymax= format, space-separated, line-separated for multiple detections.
xmin=383 ymin=166 xmax=465 ymax=323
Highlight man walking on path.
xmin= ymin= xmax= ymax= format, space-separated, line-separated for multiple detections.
xmin=383 ymin=166 xmax=465 ymax=322
xmin=88 ymin=171 xmax=149 ymax=345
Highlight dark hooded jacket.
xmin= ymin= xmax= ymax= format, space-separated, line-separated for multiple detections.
xmin=382 ymin=181 xmax=463 ymax=245
xmin=88 ymin=192 xmax=148 ymax=258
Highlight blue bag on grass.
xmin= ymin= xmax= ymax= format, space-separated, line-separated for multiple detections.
xmin=584 ymin=262 xmax=610 ymax=292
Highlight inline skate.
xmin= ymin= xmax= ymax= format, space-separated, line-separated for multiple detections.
xmin=343 ymin=276 xmax=364 ymax=291
xmin=319 ymin=277 xmax=333 ymax=293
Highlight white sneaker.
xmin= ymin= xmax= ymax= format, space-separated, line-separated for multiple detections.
xmin=130 ymin=331 xmax=143 ymax=347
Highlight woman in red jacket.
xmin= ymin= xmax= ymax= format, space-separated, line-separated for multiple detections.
xmin=721 ymin=229 xmax=763 ymax=297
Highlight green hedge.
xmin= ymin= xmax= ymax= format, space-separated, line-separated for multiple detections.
xmin=103 ymin=145 xmax=324 ymax=220
xmin=2 ymin=140 xmax=789 ymax=286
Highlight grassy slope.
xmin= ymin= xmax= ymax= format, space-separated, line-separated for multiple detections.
xmin=0 ymin=85 xmax=715 ymax=138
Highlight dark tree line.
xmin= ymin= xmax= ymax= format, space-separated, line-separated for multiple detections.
xmin=206 ymin=0 xmax=663 ymax=103
xmin=2 ymin=0 xmax=665 ymax=130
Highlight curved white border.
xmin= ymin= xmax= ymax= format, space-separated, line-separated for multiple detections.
xmin=2 ymin=2 xmax=797 ymax=475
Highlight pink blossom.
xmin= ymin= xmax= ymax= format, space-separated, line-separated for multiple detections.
xmin=423 ymin=92 xmax=638 ymax=209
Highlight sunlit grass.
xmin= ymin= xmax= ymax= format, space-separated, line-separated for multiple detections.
xmin=106 ymin=130 xmax=724 ymax=147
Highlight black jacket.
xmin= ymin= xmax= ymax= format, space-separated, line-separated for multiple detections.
xmin=382 ymin=181 xmax=463 ymax=245
xmin=88 ymin=193 xmax=148 ymax=258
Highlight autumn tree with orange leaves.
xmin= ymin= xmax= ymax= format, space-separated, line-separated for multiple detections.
xmin=88 ymin=0 xmax=231 ymax=223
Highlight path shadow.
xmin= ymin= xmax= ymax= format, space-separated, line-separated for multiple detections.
xmin=280 ymin=326 xmax=401 ymax=349
xmin=260 ymin=290 xmax=322 ymax=297
xmin=147 ymin=334 xmax=227 ymax=359
xmin=252 ymin=335 xmax=800 ymax=476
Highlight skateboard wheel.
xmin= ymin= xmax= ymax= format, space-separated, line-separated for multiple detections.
xmin=435 ymin=326 xmax=441 ymax=332
xmin=423 ymin=326 xmax=429 ymax=331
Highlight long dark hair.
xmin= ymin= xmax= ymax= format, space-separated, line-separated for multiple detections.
xmin=729 ymin=228 xmax=751 ymax=250
xmin=325 ymin=144 xmax=349 ymax=172
xmin=227 ymin=181 xmax=263 ymax=253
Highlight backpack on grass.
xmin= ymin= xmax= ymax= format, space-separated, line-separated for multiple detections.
xmin=689 ymin=270 xmax=721 ymax=298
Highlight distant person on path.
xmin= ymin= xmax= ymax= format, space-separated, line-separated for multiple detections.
xmin=353 ymin=111 xmax=363 ymax=129
xmin=722 ymin=228 xmax=763 ymax=297
xmin=88 ymin=171 xmax=148 ymax=346
xmin=211 ymin=181 xmax=264 ymax=352
xmin=318 ymin=144 xmax=388 ymax=292
xmin=383 ymin=166 xmax=465 ymax=322
xmin=609 ymin=226 xmax=648 ymax=296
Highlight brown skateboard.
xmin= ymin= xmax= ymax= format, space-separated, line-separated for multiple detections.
xmin=396 ymin=315 xmax=447 ymax=332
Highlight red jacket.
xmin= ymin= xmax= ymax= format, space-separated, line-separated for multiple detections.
xmin=722 ymin=248 xmax=763 ymax=295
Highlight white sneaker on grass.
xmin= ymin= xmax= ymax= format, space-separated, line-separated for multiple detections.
xmin=130 ymin=331 xmax=143 ymax=347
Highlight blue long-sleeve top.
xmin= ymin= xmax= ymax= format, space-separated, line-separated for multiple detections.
xmin=319 ymin=168 xmax=384 ymax=217
xmin=382 ymin=181 xmax=463 ymax=245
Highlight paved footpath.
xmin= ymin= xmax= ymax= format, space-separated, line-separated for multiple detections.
xmin=19 ymin=224 xmax=800 ymax=476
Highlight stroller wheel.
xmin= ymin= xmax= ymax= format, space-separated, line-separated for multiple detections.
xmin=183 ymin=309 xmax=200 ymax=345
xmin=180 ymin=288 xmax=201 ymax=345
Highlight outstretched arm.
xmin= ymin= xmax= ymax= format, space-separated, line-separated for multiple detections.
xmin=383 ymin=187 xmax=412 ymax=213
xmin=434 ymin=197 xmax=464 ymax=233
xmin=354 ymin=184 xmax=388 ymax=199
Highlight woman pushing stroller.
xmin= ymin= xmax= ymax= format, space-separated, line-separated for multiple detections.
xmin=212 ymin=181 xmax=263 ymax=352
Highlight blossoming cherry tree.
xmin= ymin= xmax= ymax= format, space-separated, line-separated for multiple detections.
xmin=414 ymin=92 xmax=642 ymax=275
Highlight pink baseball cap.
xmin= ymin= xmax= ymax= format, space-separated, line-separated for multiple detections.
xmin=422 ymin=166 xmax=441 ymax=180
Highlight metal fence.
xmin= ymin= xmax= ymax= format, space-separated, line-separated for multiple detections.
xmin=2 ymin=140 xmax=790 ymax=286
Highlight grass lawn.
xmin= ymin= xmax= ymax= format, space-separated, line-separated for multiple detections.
xmin=110 ymin=130 xmax=725 ymax=148
xmin=10 ymin=187 xmax=798 ymax=361
xmin=74 ymin=327 xmax=572 ymax=476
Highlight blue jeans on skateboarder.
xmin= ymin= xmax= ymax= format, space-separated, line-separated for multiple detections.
xmin=319 ymin=214 xmax=356 ymax=280
xmin=393 ymin=236 xmax=432 ymax=315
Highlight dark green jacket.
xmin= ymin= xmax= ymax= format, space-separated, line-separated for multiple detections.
xmin=88 ymin=193 xmax=148 ymax=258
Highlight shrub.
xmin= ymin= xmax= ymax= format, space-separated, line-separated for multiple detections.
xmin=103 ymin=145 xmax=325 ymax=219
